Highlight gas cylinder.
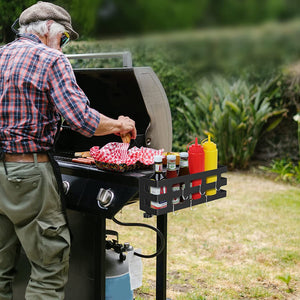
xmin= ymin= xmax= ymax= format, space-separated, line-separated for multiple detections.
xmin=105 ymin=248 xmax=133 ymax=300
xmin=202 ymin=135 xmax=218 ymax=195
xmin=188 ymin=137 xmax=205 ymax=199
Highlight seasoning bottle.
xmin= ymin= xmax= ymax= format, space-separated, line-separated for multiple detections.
xmin=150 ymin=155 xmax=167 ymax=209
xmin=178 ymin=152 xmax=190 ymax=202
xmin=188 ymin=137 xmax=205 ymax=199
xmin=166 ymin=155 xmax=180 ymax=205
xmin=202 ymin=135 xmax=218 ymax=195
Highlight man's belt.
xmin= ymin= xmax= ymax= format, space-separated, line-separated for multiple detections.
xmin=4 ymin=153 xmax=49 ymax=163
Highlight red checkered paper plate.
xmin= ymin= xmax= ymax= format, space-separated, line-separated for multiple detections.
xmin=90 ymin=143 xmax=164 ymax=172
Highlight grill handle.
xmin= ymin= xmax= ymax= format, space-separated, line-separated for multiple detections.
xmin=66 ymin=52 xmax=132 ymax=68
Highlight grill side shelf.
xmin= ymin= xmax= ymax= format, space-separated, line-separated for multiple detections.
xmin=139 ymin=166 xmax=227 ymax=215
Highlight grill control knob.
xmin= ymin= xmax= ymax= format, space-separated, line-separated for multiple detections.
xmin=97 ymin=188 xmax=114 ymax=209
xmin=146 ymin=137 xmax=151 ymax=146
xmin=62 ymin=181 xmax=70 ymax=195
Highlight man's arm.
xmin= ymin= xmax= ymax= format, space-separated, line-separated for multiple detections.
xmin=94 ymin=114 xmax=137 ymax=140
xmin=49 ymin=55 xmax=136 ymax=140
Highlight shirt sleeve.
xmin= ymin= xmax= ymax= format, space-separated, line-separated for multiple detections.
xmin=47 ymin=54 xmax=100 ymax=137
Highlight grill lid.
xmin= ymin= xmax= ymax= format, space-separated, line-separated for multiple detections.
xmin=55 ymin=66 xmax=172 ymax=154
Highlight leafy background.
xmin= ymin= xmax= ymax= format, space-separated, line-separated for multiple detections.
xmin=1 ymin=0 xmax=300 ymax=174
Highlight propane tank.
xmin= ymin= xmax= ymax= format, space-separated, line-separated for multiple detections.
xmin=106 ymin=248 xmax=133 ymax=300
xmin=202 ymin=135 xmax=218 ymax=195
xmin=188 ymin=137 xmax=205 ymax=199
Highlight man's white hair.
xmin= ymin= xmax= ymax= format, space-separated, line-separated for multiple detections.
xmin=19 ymin=20 xmax=65 ymax=38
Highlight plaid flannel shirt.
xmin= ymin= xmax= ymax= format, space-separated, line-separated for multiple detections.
xmin=0 ymin=34 xmax=100 ymax=153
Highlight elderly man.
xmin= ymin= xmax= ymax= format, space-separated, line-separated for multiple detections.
xmin=0 ymin=2 xmax=136 ymax=299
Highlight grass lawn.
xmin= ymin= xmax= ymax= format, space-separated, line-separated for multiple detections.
xmin=106 ymin=171 xmax=300 ymax=299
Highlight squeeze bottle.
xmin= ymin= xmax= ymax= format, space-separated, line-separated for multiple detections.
xmin=188 ymin=137 xmax=204 ymax=199
xmin=202 ymin=135 xmax=218 ymax=195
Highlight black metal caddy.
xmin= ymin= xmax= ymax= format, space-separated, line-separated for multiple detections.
xmin=139 ymin=166 xmax=227 ymax=300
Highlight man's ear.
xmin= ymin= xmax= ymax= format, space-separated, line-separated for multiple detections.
xmin=45 ymin=20 xmax=54 ymax=36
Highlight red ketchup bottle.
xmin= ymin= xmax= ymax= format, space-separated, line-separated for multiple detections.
xmin=188 ymin=137 xmax=205 ymax=199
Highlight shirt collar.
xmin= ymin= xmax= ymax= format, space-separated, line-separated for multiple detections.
xmin=18 ymin=33 xmax=43 ymax=44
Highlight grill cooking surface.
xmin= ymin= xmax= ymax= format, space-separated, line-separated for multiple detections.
xmin=54 ymin=155 xmax=73 ymax=162
xmin=56 ymin=157 xmax=152 ymax=179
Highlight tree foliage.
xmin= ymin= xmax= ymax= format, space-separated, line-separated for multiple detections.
xmin=97 ymin=0 xmax=208 ymax=35
xmin=96 ymin=0 xmax=300 ymax=36
xmin=201 ymin=0 xmax=286 ymax=25
xmin=0 ymin=0 xmax=102 ymax=43
xmin=1 ymin=0 xmax=300 ymax=42
xmin=0 ymin=0 xmax=36 ymax=43
xmin=69 ymin=0 xmax=103 ymax=37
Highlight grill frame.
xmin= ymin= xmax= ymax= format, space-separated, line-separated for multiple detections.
xmin=54 ymin=53 xmax=174 ymax=299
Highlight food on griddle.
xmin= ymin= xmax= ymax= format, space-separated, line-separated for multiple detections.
xmin=74 ymin=151 xmax=92 ymax=158
xmin=72 ymin=157 xmax=95 ymax=165
xmin=121 ymin=132 xmax=131 ymax=144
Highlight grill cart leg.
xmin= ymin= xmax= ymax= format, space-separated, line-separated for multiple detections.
xmin=95 ymin=216 xmax=106 ymax=300
xmin=156 ymin=214 xmax=169 ymax=300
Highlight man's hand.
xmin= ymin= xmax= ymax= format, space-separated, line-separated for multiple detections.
xmin=117 ymin=115 xmax=136 ymax=140
xmin=94 ymin=114 xmax=136 ymax=140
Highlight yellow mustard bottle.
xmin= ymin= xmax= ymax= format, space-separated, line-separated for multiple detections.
xmin=202 ymin=135 xmax=218 ymax=195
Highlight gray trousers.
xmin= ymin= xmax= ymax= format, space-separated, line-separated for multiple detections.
xmin=0 ymin=157 xmax=70 ymax=300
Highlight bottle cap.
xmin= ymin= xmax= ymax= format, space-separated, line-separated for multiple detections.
xmin=153 ymin=155 xmax=162 ymax=163
xmin=203 ymin=135 xmax=216 ymax=151
xmin=179 ymin=152 xmax=188 ymax=158
xmin=167 ymin=154 xmax=176 ymax=161
xmin=188 ymin=137 xmax=204 ymax=153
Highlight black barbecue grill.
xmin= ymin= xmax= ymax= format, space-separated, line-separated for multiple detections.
xmin=13 ymin=52 xmax=227 ymax=300
xmin=53 ymin=52 xmax=173 ymax=219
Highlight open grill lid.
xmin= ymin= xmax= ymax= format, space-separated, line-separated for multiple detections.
xmin=55 ymin=53 xmax=172 ymax=155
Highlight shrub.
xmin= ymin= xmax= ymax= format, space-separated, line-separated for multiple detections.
xmin=64 ymin=22 xmax=300 ymax=157
xmin=178 ymin=76 xmax=287 ymax=169
xmin=260 ymin=158 xmax=300 ymax=184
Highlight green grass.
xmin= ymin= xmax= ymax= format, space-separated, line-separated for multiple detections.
xmin=107 ymin=172 xmax=300 ymax=299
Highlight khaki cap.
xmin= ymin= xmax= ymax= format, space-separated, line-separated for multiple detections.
xmin=19 ymin=1 xmax=79 ymax=40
